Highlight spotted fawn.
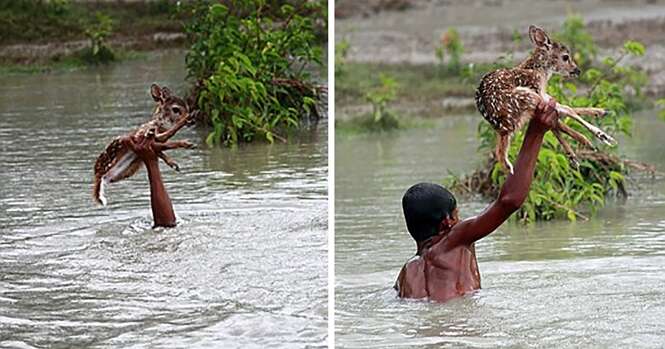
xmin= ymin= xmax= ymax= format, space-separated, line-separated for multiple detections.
xmin=475 ymin=25 xmax=616 ymax=174
xmin=93 ymin=84 xmax=195 ymax=206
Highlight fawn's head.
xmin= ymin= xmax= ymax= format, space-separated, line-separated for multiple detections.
xmin=528 ymin=25 xmax=580 ymax=78
xmin=150 ymin=84 xmax=189 ymax=125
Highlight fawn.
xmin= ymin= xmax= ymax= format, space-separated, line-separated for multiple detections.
xmin=475 ymin=25 xmax=616 ymax=174
xmin=93 ymin=84 xmax=195 ymax=206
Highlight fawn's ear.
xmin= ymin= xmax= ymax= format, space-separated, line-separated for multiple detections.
xmin=150 ymin=84 xmax=163 ymax=102
xmin=186 ymin=93 xmax=196 ymax=111
xmin=528 ymin=25 xmax=552 ymax=49
xmin=161 ymin=86 xmax=173 ymax=100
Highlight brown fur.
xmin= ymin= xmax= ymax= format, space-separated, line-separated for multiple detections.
xmin=475 ymin=25 xmax=608 ymax=173
xmin=92 ymin=84 xmax=191 ymax=205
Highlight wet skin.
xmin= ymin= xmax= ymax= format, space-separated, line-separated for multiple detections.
xmin=122 ymin=131 xmax=183 ymax=228
xmin=396 ymin=99 xmax=559 ymax=302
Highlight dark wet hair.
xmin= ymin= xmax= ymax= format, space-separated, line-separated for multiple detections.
xmin=402 ymin=183 xmax=457 ymax=242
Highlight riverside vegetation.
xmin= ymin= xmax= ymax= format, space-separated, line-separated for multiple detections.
xmin=0 ymin=0 xmax=179 ymax=45
xmin=447 ymin=16 xmax=655 ymax=223
xmin=2 ymin=0 xmax=328 ymax=146
xmin=183 ymin=0 xmax=327 ymax=146
xmin=337 ymin=15 xmax=657 ymax=222
xmin=335 ymin=29 xmax=476 ymax=132
xmin=335 ymin=27 xmax=464 ymax=132
xmin=0 ymin=0 xmax=181 ymax=68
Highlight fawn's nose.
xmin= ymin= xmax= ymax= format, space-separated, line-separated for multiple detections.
xmin=572 ymin=68 xmax=581 ymax=77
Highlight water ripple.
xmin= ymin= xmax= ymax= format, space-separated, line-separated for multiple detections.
xmin=0 ymin=52 xmax=327 ymax=348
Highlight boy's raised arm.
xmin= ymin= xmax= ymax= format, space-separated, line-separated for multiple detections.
xmin=441 ymin=99 xmax=559 ymax=250
xmin=123 ymin=134 xmax=177 ymax=228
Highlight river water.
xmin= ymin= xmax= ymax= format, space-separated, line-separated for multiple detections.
xmin=0 ymin=51 xmax=328 ymax=348
xmin=335 ymin=112 xmax=665 ymax=348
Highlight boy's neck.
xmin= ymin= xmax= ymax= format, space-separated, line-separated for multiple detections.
xmin=416 ymin=232 xmax=448 ymax=255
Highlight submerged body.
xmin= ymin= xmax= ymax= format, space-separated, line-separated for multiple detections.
xmin=395 ymin=100 xmax=559 ymax=303
xmin=396 ymin=237 xmax=480 ymax=302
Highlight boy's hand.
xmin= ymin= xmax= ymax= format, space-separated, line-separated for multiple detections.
xmin=531 ymin=99 xmax=558 ymax=132
xmin=123 ymin=130 xmax=159 ymax=163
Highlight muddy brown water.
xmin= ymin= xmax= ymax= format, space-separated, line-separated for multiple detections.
xmin=335 ymin=112 xmax=665 ymax=348
xmin=0 ymin=51 xmax=327 ymax=348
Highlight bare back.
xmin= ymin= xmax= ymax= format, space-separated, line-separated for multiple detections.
xmin=396 ymin=238 xmax=481 ymax=302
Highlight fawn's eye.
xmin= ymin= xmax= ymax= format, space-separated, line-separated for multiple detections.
xmin=562 ymin=54 xmax=569 ymax=62
xmin=172 ymin=107 xmax=181 ymax=114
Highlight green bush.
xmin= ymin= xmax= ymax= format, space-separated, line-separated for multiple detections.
xmin=0 ymin=0 xmax=75 ymax=43
xmin=335 ymin=38 xmax=350 ymax=78
xmin=435 ymin=27 xmax=464 ymax=74
xmin=79 ymin=12 xmax=115 ymax=64
xmin=365 ymin=73 xmax=398 ymax=124
xmin=184 ymin=0 xmax=325 ymax=146
xmin=657 ymin=99 xmax=665 ymax=122
xmin=0 ymin=0 xmax=179 ymax=46
xmin=448 ymin=16 xmax=649 ymax=223
xmin=553 ymin=14 xmax=597 ymax=69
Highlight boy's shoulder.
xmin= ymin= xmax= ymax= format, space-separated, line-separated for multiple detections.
xmin=395 ymin=255 xmax=428 ymax=299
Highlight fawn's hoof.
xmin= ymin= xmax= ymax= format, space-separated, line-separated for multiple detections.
xmin=187 ymin=110 xmax=200 ymax=125
xmin=597 ymin=132 xmax=617 ymax=146
xmin=569 ymin=157 xmax=580 ymax=169
xmin=502 ymin=161 xmax=514 ymax=175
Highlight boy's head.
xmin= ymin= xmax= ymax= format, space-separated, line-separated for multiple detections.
xmin=402 ymin=183 xmax=459 ymax=242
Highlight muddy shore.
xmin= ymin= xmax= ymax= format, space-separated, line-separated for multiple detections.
xmin=0 ymin=33 xmax=185 ymax=65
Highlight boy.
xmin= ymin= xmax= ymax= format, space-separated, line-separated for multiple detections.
xmin=395 ymin=99 xmax=558 ymax=302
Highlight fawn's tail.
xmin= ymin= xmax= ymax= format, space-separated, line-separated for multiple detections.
xmin=93 ymin=176 xmax=108 ymax=206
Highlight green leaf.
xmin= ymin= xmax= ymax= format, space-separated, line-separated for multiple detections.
xmin=209 ymin=4 xmax=228 ymax=17
xmin=563 ymin=82 xmax=577 ymax=94
xmin=609 ymin=171 xmax=624 ymax=182
xmin=566 ymin=210 xmax=577 ymax=222
xmin=623 ymin=40 xmax=646 ymax=56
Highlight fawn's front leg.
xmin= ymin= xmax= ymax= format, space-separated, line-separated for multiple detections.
xmin=158 ymin=151 xmax=180 ymax=172
xmin=153 ymin=140 xmax=195 ymax=171
xmin=552 ymin=128 xmax=580 ymax=169
xmin=155 ymin=114 xmax=192 ymax=142
xmin=572 ymin=107 xmax=607 ymax=118
xmin=557 ymin=122 xmax=594 ymax=150
xmin=156 ymin=140 xmax=195 ymax=151
xmin=540 ymin=93 xmax=615 ymax=146
xmin=555 ymin=104 xmax=616 ymax=146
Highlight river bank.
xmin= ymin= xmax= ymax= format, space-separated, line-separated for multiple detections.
xmin=0 ymin=0 xmax=185 ymax=69
xmin=335 ymin=0 xmax=665 ymax=122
